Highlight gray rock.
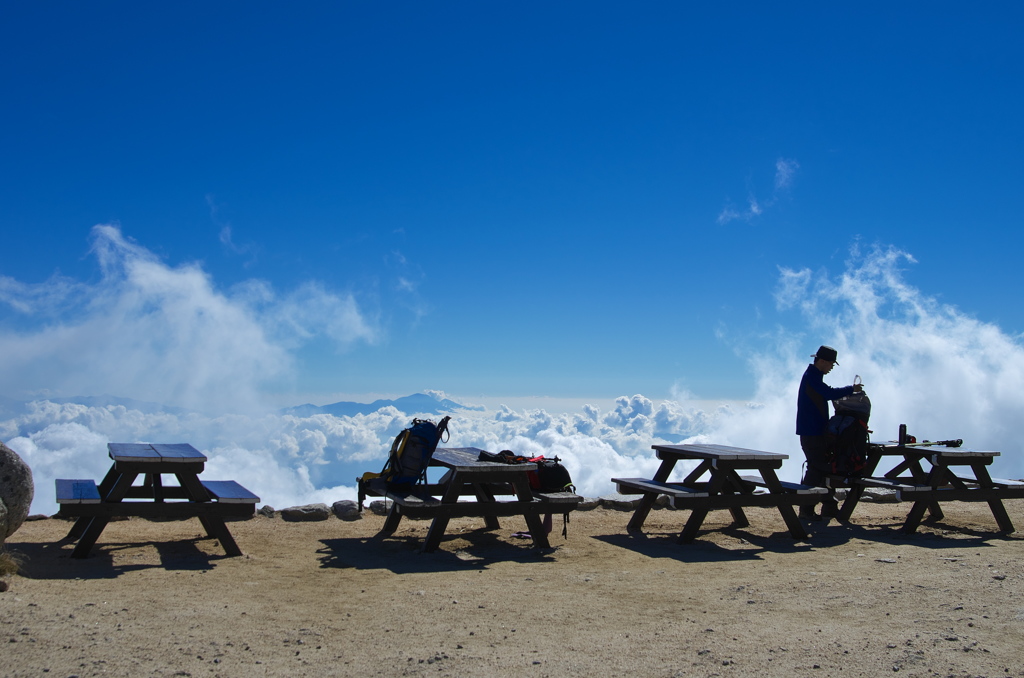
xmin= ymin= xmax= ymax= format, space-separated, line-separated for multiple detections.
xmin=0 ymin=442 xmax=34 ymax=541
xmin=576 ymin=497 xmax=601 ymax=511
xmin=601 ymin=495 xmax=640 ymax=511
xmin=280 ymin=503 xmax=331 ymax=521
xmin=257 ymin=505 xmax=277 ymax=518
xmin=368 ymin=500 xmax=389 ymax=516
xmin=332 ymin=500 xmax=361 ymax=521
xmin=862 ymin=489 xmax=898 ymax=503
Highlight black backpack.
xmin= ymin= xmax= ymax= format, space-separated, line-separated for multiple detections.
xmin=826 ymin=392 xmax=871 ymax=476
xmin=528 ymin=457 xmax=576 ymax=493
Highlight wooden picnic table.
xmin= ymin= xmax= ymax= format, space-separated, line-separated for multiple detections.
xmin=832 ymin=443 xmax=1024 ymax=533
xmin=613 ymin=443 xmax=826 ymax=543
xmin=56 ymin=443 xmax=259 ymax=558
xmin=363 ymin=447 xmax=582 ymax=552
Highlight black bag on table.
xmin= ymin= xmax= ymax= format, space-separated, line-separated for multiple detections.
xmin=477 ymin=450 xmax=576 ymax=492
xmin=826 ymin=392 xmax=871 ymax=477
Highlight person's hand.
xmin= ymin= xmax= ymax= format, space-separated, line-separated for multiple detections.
xmin=853 ymin=384 xmax=863 ymax=392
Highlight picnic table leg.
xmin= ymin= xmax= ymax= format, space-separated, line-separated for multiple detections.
xmin=907 ymin=459 xmax=944 ymax=521
xmin=678 ymin=466 xmax=729 ymax=544
xmin=760 ymin=468 xmax=808 ymax=540
xmin=720 ymin=468 xmax=749 ymax=529
xmin=66 ymin=517 xmax=91 ymax=541
xmin=972 ymin=463 xmax=1015 ymax=533
xmin=678 ymin=508 xmax=708 ymax=543
xmin=71 ymin=518 xmax=110 ymax=558
xmin=71 ymin=470 xmax=138 ymax=558
xmin=203 ymin=518 xmax=243 ymax=556
xmin=627 ymin=493 xmax=660 ymax=532
xmin=421 ymin=473 xmax=469 ymax=552
xmin=525 ymin=512 xmax=551 ymax=549
xmin=838 ymin=452 xmax=885 ymax=521
xmin=886 ymin=454 xmax=943 ymax=519
xmin=67 ymin=465 xmax=122 ymax=540
xmin=509 ymin=477 xmax=550 ymax=548
xmin=380 ymin=503 xmax=403 ymax=535
xmin=96 ymin=464 xmax=121 ymax=497
xmin=422 ymin=515 xmax=452 ymax=552
xmin=627 ymin=458 xmax=679 ymax=531
xmin=902 ymin=465 xmax=946 ymax=534
xmin=901 ymin=500 xmax=930 ymax=534
xmin=471 ymin=483 xmax=501 ymax=531
xmin=837 ymin=484 xmax=863 ymax=521
xmin=176 ymin=472 xmax=243 ymax=557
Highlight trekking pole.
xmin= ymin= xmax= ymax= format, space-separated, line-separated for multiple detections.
xmin=888 ymin=439 xmax=964 ymax=448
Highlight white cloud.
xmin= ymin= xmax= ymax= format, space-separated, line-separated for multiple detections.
xmin=774 ymin=158 xmax=799 ymax=190
xmin=718 ymin=157 xmax=799 ymax=224
xmin=716 ymin=207 xmax=742 ymax=225
xmin=0 ymin=225 xmax=378 ymax=413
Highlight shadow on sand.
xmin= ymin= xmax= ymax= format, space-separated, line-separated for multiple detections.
xmin=593 ymin=515 xmax=1011 ymax=563
xmin=5 ymin=535 xmax=227 ymax=580
xmin=317 ymin=526 xmax=562 ymax=573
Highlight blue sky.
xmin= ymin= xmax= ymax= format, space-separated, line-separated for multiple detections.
xmin=2 ymin=2 xmax=1023 ymax=405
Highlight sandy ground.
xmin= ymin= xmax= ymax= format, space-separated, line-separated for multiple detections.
xmin=2 ymin=500 xmax=1024 ymax=677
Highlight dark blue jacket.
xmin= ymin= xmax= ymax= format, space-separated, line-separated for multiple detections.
xmin=796 ymin=364 xmax=855 ymax=436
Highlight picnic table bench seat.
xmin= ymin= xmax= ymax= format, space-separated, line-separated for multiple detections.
xmin=613 ymin=477 xmax=709 ymax=499
xmin=382 ymin=488 xmax=581 ymax=518
xmin=59 ymin=478 xmax=259 ymax=509
xmin=200 ymin=480 xmax=261 ymax=503
xmin=978 ymin=477 xmax=1024 ymax=488
xmin=56 ymin=479 xmax=102 ymax=504
xmin=840 ymin=476 xmax=923 ymax=492
xmin=381 ymin=488 xmax=443 ymax=514
xmin=532 ymin=490 xmax=583 ymax=504
xmin=835 ymin=474 xmax=1024 ymax=501
xmin=896 ymin=484 xmax=1024 ymax=502
xmin=738 ymin=475 xmax=828 ymax=494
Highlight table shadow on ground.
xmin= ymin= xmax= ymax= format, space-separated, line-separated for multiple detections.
xmin=593 ymin=515 xmax=1011 ymax=562
xmin=318 ymin=528 xmax=561 ymax=573
xmin=5 ymin=537 xmax=225 ymax=580
xmin=593 ymin=526 xmax=817 ymax=563
xmin=815 ymin=515 xmax=1020 ymax=548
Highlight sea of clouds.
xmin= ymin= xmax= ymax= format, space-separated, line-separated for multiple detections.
xmin=3 ymin=226 xmax=1023 ymax=515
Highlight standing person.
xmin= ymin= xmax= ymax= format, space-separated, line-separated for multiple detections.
xmin=796 ymin=345 xmax=863 ymax=521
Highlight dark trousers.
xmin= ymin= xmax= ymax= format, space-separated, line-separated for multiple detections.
xmin=800 ymin=435 xmax=837 ymax=509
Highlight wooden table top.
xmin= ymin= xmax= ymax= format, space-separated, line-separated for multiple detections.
xmin=652 ymin=443 xmax=789 ymax=461
xmin=431 ymin=447 xmax=538 ymax=472
xmin=868 ymin=443 xmax=999 ymax=459
xmin=107 ymin=443 xmax=207 ymax=463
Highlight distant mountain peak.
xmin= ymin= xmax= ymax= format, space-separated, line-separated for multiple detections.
xmin=281 ymin=392 xmax=482 ymax=418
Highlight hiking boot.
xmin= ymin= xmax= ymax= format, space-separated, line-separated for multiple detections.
xmin=820 ymin=501 xmax=839 ymax=518
xmin=799 ymin=506 xmax=822 ymax=522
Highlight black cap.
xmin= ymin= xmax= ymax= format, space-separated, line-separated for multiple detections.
xmin=813 ymin=345 xmax=839 ymax=365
